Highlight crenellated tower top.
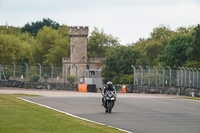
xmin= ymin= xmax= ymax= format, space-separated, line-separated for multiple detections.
xmin=69 ymin=26 xmax=89 ymax=37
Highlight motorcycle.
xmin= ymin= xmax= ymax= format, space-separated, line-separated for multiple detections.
xmin=100 ymin=88 xmax=116 ymax=113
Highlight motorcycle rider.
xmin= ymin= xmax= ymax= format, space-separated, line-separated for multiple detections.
xmin=102 ymin=81 xmax=116 ymax=106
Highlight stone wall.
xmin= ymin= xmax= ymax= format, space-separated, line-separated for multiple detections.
xmin=0 ymin=80 xmax=77 ymax=90
xmin=70 ymin=37 xmax=87 ymax=63
xmin=127 ymin=85 xmax=200 ymax=97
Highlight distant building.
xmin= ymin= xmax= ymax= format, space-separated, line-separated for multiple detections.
xmin=62 ymin=26 xmax=103 ymax=86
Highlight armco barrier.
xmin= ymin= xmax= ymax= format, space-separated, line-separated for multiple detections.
xmin=78 ymin=84 xmax=97 ymax=92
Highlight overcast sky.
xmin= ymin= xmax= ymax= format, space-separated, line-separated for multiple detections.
xmin=0 ymin=0 xmax=200 ymax=45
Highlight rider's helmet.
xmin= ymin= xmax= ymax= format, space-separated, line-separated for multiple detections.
xmin=107 ymin=81 xmax=113 ymax=89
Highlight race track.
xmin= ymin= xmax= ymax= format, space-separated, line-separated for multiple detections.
xmin=23 ymin=96 xmax=200 ymax=133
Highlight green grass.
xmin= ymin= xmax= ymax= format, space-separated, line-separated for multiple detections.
xmin=185 ymin=97 xmax=200 ymax=101
xmin=0 ymin=94 xmax=124 ymax=133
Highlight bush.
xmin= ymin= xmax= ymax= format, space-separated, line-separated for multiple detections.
xmin=30 ymin=73 xmax=40 ymax=82
xmin=184 ymin=61 xmax=200 ymax=68
xmin=67 ymin=75 xmax=76 ymax=84
xmin=119 ymin=74 xmax=133 ymax=85
xmin=3 ymin=67 xmax=13 ymax=80
xmin=43 ymin=74 xmax=48 ymax=82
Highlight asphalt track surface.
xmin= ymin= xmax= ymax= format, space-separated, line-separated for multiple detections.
xmin=23 ymin=96 xmax=200 ymax=133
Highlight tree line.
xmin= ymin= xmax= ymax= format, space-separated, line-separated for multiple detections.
xmin=0 ymin=18 xmax=200 ymax=84
xmin=103 ymin=24 xmax=200 ymax=84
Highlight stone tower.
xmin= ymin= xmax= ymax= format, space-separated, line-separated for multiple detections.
xmin=62 ymin=26 xmax=103 ymax=83
xmin=69 ymin=27 xmax=88 ymax=63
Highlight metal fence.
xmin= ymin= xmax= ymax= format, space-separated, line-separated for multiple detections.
xmin=1 ymin=63 xmax=200 ymax=95
xmin=0 ymin=63 xmax=67 ymax=83
xmin=131 ymin=66 xmax=200 ymax=89
xmin=0 ymin=63 xmax=80 ymax=90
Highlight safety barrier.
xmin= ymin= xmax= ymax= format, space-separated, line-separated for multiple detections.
xmin=122 ymin=85 xmax=126 ymax=93
xmin=122 ymin=85 xmax=133 ymax=93
xmin=78 ymin=84 xmax=97 ymax=92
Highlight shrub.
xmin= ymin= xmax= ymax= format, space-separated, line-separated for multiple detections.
xmin=43 ymin=74 xmax=48 ymax=82
xmin=67 ymin=75 xmax=76 ymax=84
xmin=119 ymin=74 xmax=133 ymax=85
xmin=3 ymin=67 xmax=13 ymax=80
xmin=30 ymin=73 xmax=39 ymax=82
xmin=184 ymin=61 xmax=200 ymax=68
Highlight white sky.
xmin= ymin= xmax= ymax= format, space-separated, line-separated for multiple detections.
xmin=0 ymin=0 xmax=200 ymax=45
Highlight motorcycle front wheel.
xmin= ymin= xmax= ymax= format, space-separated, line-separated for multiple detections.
xmin=105 ymin=108 xmax=108 ymax=113
xmin=107 ymin=101 xmax=112 ymax=113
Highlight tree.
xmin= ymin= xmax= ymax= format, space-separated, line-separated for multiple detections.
xmin=43 ymin=25 xmax=70 ymax=66
xmin=190 ymin=24 xmax=200 ymax=62
xmin=102 ymin=46 xmax=148 ymax=84
xmin=0 ymin=34 xmax=31 ymax=64
xmin=184 ymin=61 xmax=200 ymax=68
xmin=143 ymin=40 xmax=163 ymax=65
xmin=132 ymin=25 xmax=175 ymax=66
xmin=0 ymin=25 xmax=21 ymax=36
xmin=33 ymin=26 xmax=58 ymax=64
xmin=159 ymin=34 xmax=193 ymax=67
xmin=87 ymin=27 xmax=120 ymax=58
xmin=119 ymin=74 xmax=133 ymax=85
xmin=21 ymin=18 xmax=60 ymax=36
xmin=150 ymin=24 xmax=175 ymax=46
xmin=0 ymin=25 xmax=37 ymax=65
xmin=33 ymin=26 xmax=70 ymax=66
xmin=176 ymin=26 xmax=194 ymax=35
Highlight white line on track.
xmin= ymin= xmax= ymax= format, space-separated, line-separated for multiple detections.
xmin=17 ymin=97 xmax=133 ymax=133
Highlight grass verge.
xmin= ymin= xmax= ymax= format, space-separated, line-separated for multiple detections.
xmin=185 ymin=97 xmax=200 ymax=101
xmin=0 ymin=94 xmax=124 ymax=133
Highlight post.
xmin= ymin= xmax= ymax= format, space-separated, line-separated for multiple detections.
xmin=194 ymin=68 xmax=198 ymax=88
xmin=186 ymin=67 xmax=190 ymax=88
xmin=50 ymin=63 xmax=53 ymax=83
xmin=73 ymin=64 xmax=78 ymax=90
xmin=190 ymin=68 xmax=195 ymax=88
xmin=178 ymin=67 xmax=183 ymax=87
xmin=182 ymin=67 xmax=187 ymax=87
xmin=177 ymin=69 xmax=179 ymax=87
xmin=153 ymin=66 xmax=158 ymax=86
xmin=167 ymin=66 xmax=171 ymax=87
xmin=139 ymin=66 xmax=143 ymax=86
xmin=24 ymin=62 xmax=28 ymax=82
xmin=12 ymin=62 xmax=16 ymax=80
xmin=63 ymin=65 xmax=66 ymax=84
xmin=160 ymin=66 xmax=165 ymax=87
xmin=37 ymin=63 xmax=41 ymax=82
xmin=198 ymin=68 xmax=200 ymax=88
xmin=0 ymin=64 xmax=1 ymax=80
xmin=146 ymin=66 xmax=150 ymax=86
xmin=131 ymin=65 xmax=137 ymax=86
